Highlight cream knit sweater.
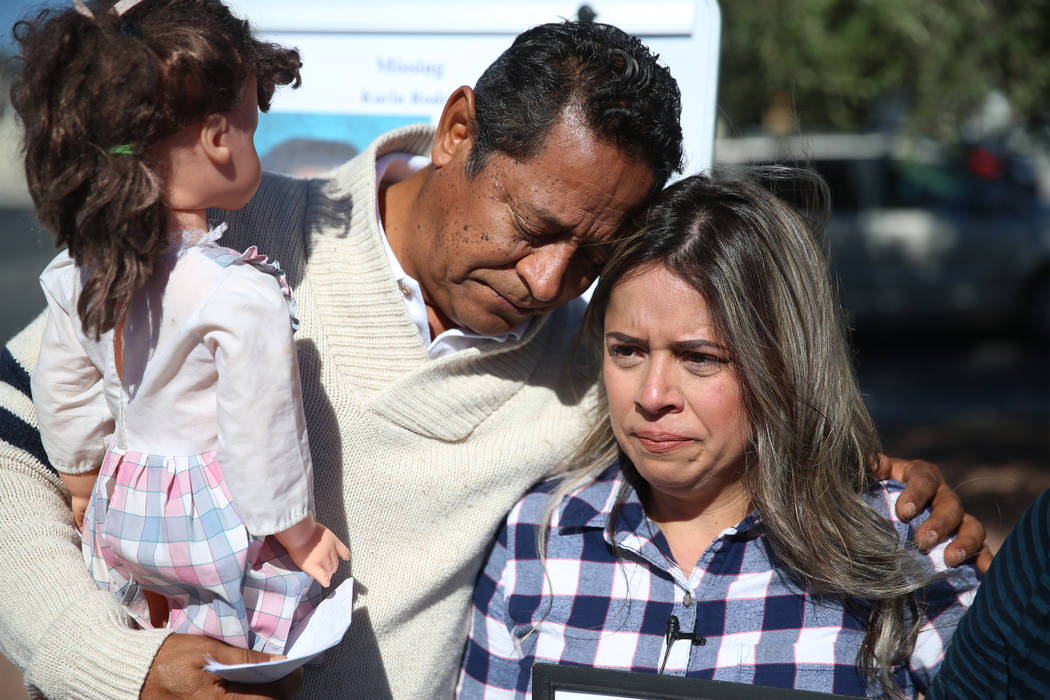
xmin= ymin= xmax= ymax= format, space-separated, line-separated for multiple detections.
xmin=0 ymin=125 xmax=599 ymax=698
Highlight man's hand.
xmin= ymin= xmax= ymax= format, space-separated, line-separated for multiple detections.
xmin=875 ymin=455 xmax=993 ymax=573
xmin=142 ymin=634 xmax=301 ymax=699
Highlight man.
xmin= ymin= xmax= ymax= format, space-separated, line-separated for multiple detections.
xmin=0 ymin=21 xmax=983 ymax=699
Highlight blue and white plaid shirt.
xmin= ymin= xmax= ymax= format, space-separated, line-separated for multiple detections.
xmin=457 ymin=464 xmax=979 ymax=698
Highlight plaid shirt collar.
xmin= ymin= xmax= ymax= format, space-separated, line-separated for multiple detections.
xmin=554 ymin=462 xmax=764 ymax=578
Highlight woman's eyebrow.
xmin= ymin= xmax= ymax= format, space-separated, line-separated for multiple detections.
xmin=670 ymin=339 xmax=729 ymax=353
xmin=605 ymin=333 xmax=729 ymax=356
xmin=605 ymin=331 xmax=643 ymax=344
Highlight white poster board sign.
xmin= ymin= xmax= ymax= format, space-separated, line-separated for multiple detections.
xmin=226 ymin=1 xmax=720 ymax=178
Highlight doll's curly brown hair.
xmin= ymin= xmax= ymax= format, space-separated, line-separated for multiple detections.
xmin=10 ymin=0 xmax=301 ymax=338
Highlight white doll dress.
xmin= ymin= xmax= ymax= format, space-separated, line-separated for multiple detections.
xmin=33 ymin=226 xmax=322 ymax=654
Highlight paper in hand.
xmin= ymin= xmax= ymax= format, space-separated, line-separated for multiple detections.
xmin=205 ymin=578 xmax=354 ymax=683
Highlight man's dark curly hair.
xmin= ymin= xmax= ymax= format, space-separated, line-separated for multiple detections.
xmin=467 ymin=21 xmax=683 ymax=192
xmin=10 ymin=0 xmax=301 ymax=338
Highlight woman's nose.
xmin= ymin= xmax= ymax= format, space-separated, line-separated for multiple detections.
xmin=636 ymin=356 xmax=682 ymax=416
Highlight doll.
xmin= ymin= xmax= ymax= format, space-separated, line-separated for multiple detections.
xmin=12 ymin=0 xmax=349 ymax=655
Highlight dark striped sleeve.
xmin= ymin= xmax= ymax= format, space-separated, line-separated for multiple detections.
xmin=0 ymin=345 xmax=53 ymax=473
xmin=928 ymin=488 xmax=1050 ymax=699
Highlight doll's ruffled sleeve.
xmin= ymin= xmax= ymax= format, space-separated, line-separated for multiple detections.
xmin=198 ymin=262 xmax=313 ymax=536
xmin=30 ymin=253 xmax=112 ymax=474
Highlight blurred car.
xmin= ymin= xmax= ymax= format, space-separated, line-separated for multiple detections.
xmin=714 ymin=133 xmax=1050 ymax=337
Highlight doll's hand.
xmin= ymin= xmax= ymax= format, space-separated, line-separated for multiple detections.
xmin=273 ymin=515 xmax=350 ymax=587
xmin=58 ymin=468 xmax=99 ymax=531
xmin=295 ymin=527 xmax=351 ymax=587
xmin=71 ymin=495 xmax=89 ymax=531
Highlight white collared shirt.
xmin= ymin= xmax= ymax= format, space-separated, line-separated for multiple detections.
xmin=374 ymin=152 xmax=530 ymax=360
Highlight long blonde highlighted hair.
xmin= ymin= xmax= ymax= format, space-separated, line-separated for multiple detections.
xmin=540 ymin=169 xmax=928 ymax=696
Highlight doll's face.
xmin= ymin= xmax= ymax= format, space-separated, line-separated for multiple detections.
xmin=156 ymin=74 xmax=262 ymax=216
xmin=216 ymin=72 xmax=262 ymax=211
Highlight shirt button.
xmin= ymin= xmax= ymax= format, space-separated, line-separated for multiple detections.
xmin=683 ymin=592 xmax=693 ymax=607
xmin=398 ymin=282 xmax=412 ymax=298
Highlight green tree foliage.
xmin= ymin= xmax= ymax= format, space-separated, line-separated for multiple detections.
xmin=719 ymin=0 xmax=1050 ymax=140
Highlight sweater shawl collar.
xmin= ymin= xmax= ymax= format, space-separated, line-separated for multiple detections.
xmin=305 ymin=124 xmax=561 ymax=442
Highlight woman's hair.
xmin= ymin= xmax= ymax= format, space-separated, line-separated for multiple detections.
xmin=10 ymin=0 xmax=302 ymax=338
xmin=542 ymin=169 xmax=928 ymax=696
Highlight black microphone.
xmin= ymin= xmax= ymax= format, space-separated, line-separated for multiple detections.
xmin=658 ymin=615 xmax=706 ymax=674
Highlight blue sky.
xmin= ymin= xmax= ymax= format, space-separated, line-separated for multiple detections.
xmin=1 ymin=1 xmax=61 ymax=54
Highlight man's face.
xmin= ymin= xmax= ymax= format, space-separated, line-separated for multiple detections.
xmin=410 ymin=109 xmax=656 ymax=337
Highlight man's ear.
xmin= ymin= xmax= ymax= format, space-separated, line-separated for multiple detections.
xmin=198 ymin=113 xmax=232 ymax=166
xmin=432 ymin=86 xmax=475 ymax=169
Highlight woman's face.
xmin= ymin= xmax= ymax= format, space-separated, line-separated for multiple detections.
xmin=603 ymin=263 xmax=752 ymax=517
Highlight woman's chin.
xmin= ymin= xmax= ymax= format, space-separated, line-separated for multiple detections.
xmin=634 ymin=461 xmax=748 ymax=515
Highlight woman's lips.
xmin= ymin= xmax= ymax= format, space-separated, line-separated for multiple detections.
xmin=634 ymin=431 xmax=693 ymax=453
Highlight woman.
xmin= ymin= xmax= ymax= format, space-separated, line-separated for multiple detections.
xmin=457 ymin=172 xmax=978 ymax=698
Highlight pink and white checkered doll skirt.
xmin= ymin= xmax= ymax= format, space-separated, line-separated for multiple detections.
xmin=81 ymin=446 xmax=323 ymax=654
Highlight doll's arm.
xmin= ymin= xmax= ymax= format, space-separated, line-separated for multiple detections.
xmin=203 ymin=267 xmax=316 ymax=537
xmin=32 ymin=257 xmax=113 ymax=524
xmin=273 ymin=515 xmax=350 ymax=587
xmin=202 ymin=267 xmax=349 ymax=582
xmin=58 ymin=468 xmax=100 ymax=530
